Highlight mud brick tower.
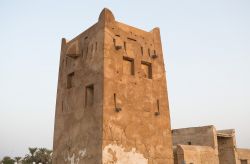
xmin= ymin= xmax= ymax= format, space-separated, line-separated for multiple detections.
xmin=53 ymin=8 xmax=173 ymax=164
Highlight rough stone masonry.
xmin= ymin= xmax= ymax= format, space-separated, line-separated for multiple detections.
xmin=53 ymin=8 xmax=173 ymax=164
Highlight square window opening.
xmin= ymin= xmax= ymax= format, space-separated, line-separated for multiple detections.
xmin=67 ymin=72 xmax=74 ymax=89
xmin=123 ymin=56 xmax=134 ymax=75
xmin=141 ymin=61 xmax=152 ymax=79
xmin=85 ymin=84 xmax=94 ymax=107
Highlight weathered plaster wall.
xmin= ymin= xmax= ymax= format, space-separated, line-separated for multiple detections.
xmin=102 ymin=9 xmax=173 ymax=164
xmin=237 ymin=148 xmax=250 ymax=164
xmin=175 ymin=145 xmax=219 ymax=164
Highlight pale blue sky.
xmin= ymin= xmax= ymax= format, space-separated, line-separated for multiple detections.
xmin=0 ymin=0 xmax=249 ymax=158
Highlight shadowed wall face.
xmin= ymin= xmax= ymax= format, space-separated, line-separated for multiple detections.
xmin=53 ymin=21 xmax=105 ymax=163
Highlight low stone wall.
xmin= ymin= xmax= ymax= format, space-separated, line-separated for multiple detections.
xmin=174 ymin=145 xmax=219 ymax=164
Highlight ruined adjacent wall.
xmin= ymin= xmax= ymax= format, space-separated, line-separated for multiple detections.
xmin=53 ymin=8 xmax=173 ymax=164
xmin=217 ymin=129 xmax=239 ymax=164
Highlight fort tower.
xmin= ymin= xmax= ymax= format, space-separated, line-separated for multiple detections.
xmin=53 ymin=8 xmax=173 ymax=164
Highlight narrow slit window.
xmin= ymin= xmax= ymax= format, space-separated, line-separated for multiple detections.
xmin=114 ymin=93 xmax=122 ymax=112
xmin=141 ymin=61 xmax=152 ymax=79
xmin=84 ymin=37 xmax=88 ymax=56
xmin=114 ymin=93 xmax=117 ymax=108
xmin=148 ymin=48 xmax=151 ymax=57
xmin=124 ymin=42 xmax=127 ymax=51
xmin=157 ymin=99 xmax=160 ymax=113
xmin=62 ymin=101 xmax=64 ymax=112
xmin=141 ymin=47 xmax=144 ymax=56
xmin=85 ymin=84 xmax=94 ymax=107
xmin=155 ymin=99 xmax=160 ymax=116
xmin=123 ymin=56 xmax=134 ymax=75
xmin=67 ymin=72 xmax=74 ymax=89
